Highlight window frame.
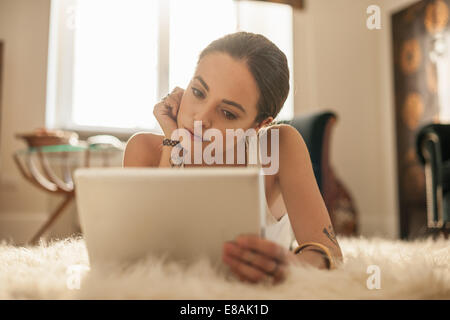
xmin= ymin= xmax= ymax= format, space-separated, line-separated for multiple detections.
xmin=47 ymin=0 xmax=167 ymax=139
xmin=46 ymin=0 xmax=294 ymax=141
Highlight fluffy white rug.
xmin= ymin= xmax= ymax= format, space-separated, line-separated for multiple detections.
xmin=0 ymin=235 xmax=449 ymax=299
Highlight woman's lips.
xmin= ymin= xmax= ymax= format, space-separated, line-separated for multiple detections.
xmin=185 ymin=128 xmax=210 ymax=142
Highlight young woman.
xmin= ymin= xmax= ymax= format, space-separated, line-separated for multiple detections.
xmin=123 ymin=31 xmax=343 ymax=284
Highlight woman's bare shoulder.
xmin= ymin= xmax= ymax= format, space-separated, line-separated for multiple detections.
xmin=122 ymin=132 xmax=164 ymax=167
xmin=262 ymin=123 xmax=310 ymax=174
xmin=262 ymin=123 xmax=307 ymax=152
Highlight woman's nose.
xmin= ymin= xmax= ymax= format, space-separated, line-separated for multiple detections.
xmin=193 ymin=108 xmax=213 ymax=129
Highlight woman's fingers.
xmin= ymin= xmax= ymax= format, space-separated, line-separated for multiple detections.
xmin=222 ymin=249 xmax=270 ymax=284
xmin=162 ymin=96 xmax=178 ymax=120
xmin=224 ymin=241 xmax=278 ymax=275
xmin=222 ymin=242 xmax=287 ymax=284
xmin=153 ymin=87 xmax=185 ymax=138
xmin=222 ymin=235 xmax=291 ymax=284
xmin=164 ymin=87 xmax=184 ymax=118
xmin=158 ymin=87 xmax=184 ymax=116
xmin=235 ymin=234 xmax=287 ymax=264
xmin=172 ymin=86 xmax=184 ymax=102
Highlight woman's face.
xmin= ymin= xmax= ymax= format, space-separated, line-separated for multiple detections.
xmin=176 ymin=52 xmax=266 ymax=150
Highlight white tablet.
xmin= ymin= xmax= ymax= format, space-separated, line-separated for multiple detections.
xmin=74 ymin=167 xmax=266 ymax=267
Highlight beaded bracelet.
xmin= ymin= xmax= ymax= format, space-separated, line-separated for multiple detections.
xmin=162 ymin=138 xmax=184 ymax=167
xmin=162 ymin=138 xmax=180 ymax=147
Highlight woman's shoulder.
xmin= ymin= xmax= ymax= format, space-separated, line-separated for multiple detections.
xmin=260 ymin=123 xmax=310 ymax=173
xmin=261 ymin=123 xmax=307 ymax=151
xmin=123 ymin=132 xmax=164 ymax=167
xmin=263 ymin=122 xmax=299 ymax=134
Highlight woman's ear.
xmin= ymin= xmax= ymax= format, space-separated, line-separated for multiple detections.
xmin=255 ymin=116 xmax=274 ymax=131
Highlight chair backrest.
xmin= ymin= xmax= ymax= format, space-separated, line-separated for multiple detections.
xmin=415 ymin=123 xmax=450 ymax=229
xmin=416 ymin=123 xmax=450 ymax=165
xmin=274 ymin=110 xmax=337 ymax=192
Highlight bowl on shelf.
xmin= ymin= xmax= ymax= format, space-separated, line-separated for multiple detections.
xmin=16 ymin=128 xmax=79 ymax=148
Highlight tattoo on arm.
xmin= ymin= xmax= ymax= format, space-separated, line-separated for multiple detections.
xmin=323 ymin=225 xmax=338 ymax=246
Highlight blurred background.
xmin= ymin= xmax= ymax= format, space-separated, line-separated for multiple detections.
xmin=0 ymin=0 xmax=449 ymax=245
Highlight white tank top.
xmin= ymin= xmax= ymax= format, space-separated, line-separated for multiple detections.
xmin=243 ymin=129 xmax=297 ymax=251
xmin=179 ymin=128 xmax=297 ymax=250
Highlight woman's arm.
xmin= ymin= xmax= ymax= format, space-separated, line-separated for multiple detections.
xmin=124 ymin=87 xmax=185 ymax=168
xmin=276 ymin=124 xmax=343 ymax=265
xmin=222 ymin=125 xmax=343 ymax=284
xmin=122 ymin=133 xmax=161 ymax=168
xmin=123 ymin=132 xmax=184 ymax=169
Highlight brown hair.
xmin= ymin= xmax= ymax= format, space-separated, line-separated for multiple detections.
xmin=197 ymin=31 xmax=290 ymax=126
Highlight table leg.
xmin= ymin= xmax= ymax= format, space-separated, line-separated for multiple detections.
xmin=28 ymin=193 xmax=74 ymax=245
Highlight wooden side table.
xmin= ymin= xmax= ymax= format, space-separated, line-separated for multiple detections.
xmin=13 ymin=144 xmax=123 ymax=244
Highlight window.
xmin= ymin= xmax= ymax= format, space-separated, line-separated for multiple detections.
xmin=46 ymin=0 xmax=294 ymax=134
xmin=236 ymin=0 xmax=294 ymax=122
xmin=73 ymin=0 xmax=158 ymax=129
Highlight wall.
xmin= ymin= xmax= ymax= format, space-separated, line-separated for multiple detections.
xmin=379 ymin=0 xmax=428 ymax=239
xmin=0 ymin=0 xmax=419 ymax=243
xmin=293 ymin=0 xmax=418 ymax=238
xmin=0 ymin=0 xmax=52 ymax=244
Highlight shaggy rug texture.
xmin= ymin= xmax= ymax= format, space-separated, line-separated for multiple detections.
xmin=0 ymin=235 xmax=449 ymax=300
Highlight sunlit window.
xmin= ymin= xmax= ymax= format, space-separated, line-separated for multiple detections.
xmin=236 ymin=0 xmax=294 ymax=121
xmin=72 ymin=0 xmax=158 ymax=129
xmin=169 ymin=0 xmax=237 ymax=90
xmin=47 ymin=0 xmax=294 ymax=133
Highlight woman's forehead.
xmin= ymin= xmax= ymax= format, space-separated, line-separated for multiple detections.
xmin=194 ymin=53 xmax=259 ymax=112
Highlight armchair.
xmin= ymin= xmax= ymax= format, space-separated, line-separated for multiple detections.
xmin=274 ymin=110 xmax=358 ymax=236
xmin=416 ymin=123 xmax=450 ymax=230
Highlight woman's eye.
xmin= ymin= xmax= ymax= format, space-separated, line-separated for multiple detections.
xmin=192 ymin=88 xmax=204 ymax=98
xmin=223 ymin=110 xmax=237 ymax=120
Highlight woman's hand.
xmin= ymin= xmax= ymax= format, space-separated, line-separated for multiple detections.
xmin=153 ymin=87 xmax=185 ymax=138
xmin=222 ymin=234 xmax=297 ymax=285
